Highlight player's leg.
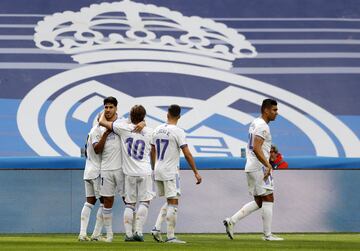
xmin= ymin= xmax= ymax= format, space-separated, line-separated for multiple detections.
xmin=151 ymin=180 xmax=166 ymax=242
xmin=91 ymin=197 xmax=104 ymax=241
xmin=134 ymin=175 xmax=155 ymax=241
xmin=223 ymin=172 xmax=260 ymax=240
xmin=164 ymin=178 xmax=185 ymax=243
xmin=117 ymin=169 xmax=137 ymax=238
xmin=124 ymin=203 xmax=136 ymax=241
xmin=100 ymin=171 xmax=116 ymax=242
xmin=260 ymin=172 xmax=283 ymax=241
xmin=153 ymin=202 xmax=167 ymax=233
xmin=91 ymin=177 xmax=104 ymax=241
xmin=123 ymin=175 xmax=137 ymax=241
xmin=79 ymin=180 xmax=97 ymax=241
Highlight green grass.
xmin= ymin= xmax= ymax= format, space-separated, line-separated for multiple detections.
xmin=0 ymin=233 xmax=359 ymax=251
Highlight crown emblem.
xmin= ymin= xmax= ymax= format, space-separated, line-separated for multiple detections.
xmin=34 ymin=0 xmax=257 ymax=69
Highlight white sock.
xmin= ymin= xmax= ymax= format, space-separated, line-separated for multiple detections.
xmin=262 ymin=202 xmax=273 ymax=237
xmin=155 ymin=203 xmax=167 ymax=231
xmin=102 ymin=207 xmax=113 ymax=237
xmin=123 ymin=205 xmax=135 ymax=237
xmin=92 ymin=203 xmax=103 ymax=237
xmin=135 ymin=202 xmax=149 ymax=235
xmin=132 ymin=210 xmax=136 ymax=235
xmin=166 ymin=205 xmax=178 ymax=240
xmin=80 ymin=202 xmax=93 ymax=236
xmin=230 ymin=201 xmax=259 ymax=224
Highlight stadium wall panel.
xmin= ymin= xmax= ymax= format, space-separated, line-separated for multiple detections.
xmin=0 ymin=157 xmax=359 ymax=233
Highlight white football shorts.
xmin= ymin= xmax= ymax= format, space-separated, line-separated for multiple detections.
xmin=84 ymin=176 xmax=101 ymax=199
xmin=246 ymin=168 xmax=274 ymax=196
xmin=155 ymin=175 xmax=181 ymax=199
xmin=124 ymin=175 xmax=155 ymax=204
xmin=100 ymin=169 xmax=125 ymax=197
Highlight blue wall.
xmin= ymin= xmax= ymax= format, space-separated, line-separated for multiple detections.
xmin=0 ymin=157 xmax=359 ymax=233
xmin=0 ymin=0 xmax=359 ymax=158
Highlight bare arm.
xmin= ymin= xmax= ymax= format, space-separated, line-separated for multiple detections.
xmin=181 ymin=145 xmax=202 ymax=184
xmin=253 ymin=135 xmax=272 ymax=180
xmin=150 ymin=144 xmax=156 ymax=170
xmin=93 ymin=130 xmax=111 ymax=154
xmin=133 ymin=121 xmax=146 ymax=133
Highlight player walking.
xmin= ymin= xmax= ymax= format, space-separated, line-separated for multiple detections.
xmin=150 ymin=104 xmax=202 ymax=243
xmin=223 ymin=98 xmax=283 ymax=241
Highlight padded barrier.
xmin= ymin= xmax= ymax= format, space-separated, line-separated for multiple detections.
xmin=0 ymin=157 xmax=359 ymax=169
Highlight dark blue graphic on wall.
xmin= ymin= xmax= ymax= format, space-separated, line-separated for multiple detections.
xmin=0 ymin=0 xmax=359 ymax=157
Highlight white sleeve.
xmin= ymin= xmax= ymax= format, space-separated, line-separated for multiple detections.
xmin=112 ymin=120 xmax=129 ymax=136
xmin=176 ymin=129 xmax=187 ymax=149
xmin=253 ymin=123 xmax=268 ymax=140
xmin=150 ymin=129 xmax=156 ymax=146
xmin=91 ymin=127 xmax=101 ymax=145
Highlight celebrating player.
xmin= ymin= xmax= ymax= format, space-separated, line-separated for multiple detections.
xmin=99 ymin=105 xmax=154 ymax=242
xmin=150 ymin=104 xmax=202 ymax=243
xmin=78 ymin=120 xmax=110 ymax=241
xmin=95 ymin=96 xmax=128 ymax=242
xmin=223 ymin=98 xmax=283 ymax=241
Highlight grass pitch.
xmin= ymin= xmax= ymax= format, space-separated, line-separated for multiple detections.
xmin=0 ymin=233 xmax=359 ymax=251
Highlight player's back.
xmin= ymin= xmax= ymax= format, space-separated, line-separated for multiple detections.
xmin=152 ymin=123 xmax=187 ymax=181
xmin=245 ymin=117 xmax=272 ymax=172
xmin=84 ymin=125 xmax=101 ymax=179
xmin=114 ymin=121 xmax=153 ymax=176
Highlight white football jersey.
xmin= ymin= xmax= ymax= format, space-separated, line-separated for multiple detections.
xmin=245 ymin=117 xmax=272 ymax=172
xmin=83 ymin=125 xmax=101 ymax=180
xmin=95 ymin=117 xmax=126 ymax=171
xmin=112 ymin=120 xmax=153 ymax=176
xmin=151 ymin=124 xmax=187 ymax=181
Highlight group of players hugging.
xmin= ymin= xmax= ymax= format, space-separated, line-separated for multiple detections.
xmin=78 ymin=96 xmax=201 ymax=243
xmin=78 ymin=96 xmax=282 ymax=243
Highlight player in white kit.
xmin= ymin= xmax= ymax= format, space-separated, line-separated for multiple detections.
xmin=99 ymin=105 xmax=154 ymax=242
xmin=78 ymin=123 xmax=110 ymax=241
xmin=223 ymin=99 xmax=283 ymax=241
xmin=150 ymin=104 xmax=202 ymax=244
xmin=96 ymin=96 xmax=126 ymax=242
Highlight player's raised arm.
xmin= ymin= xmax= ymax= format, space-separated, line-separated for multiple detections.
xmin=93 ymin=129 xmax=111 ymax=154
xmin=253 ymin=135 xmax=272 ymax=181
xmin=181 ymin=145 xmax=202 ymax=184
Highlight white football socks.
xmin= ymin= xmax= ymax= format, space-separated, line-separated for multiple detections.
xmin=123 ymin=204 xmax=135 ymax=237
xmin=102 ymin=207 xmax=113 ymax=237
xmin=166 ymin=204 xmax=178 ymax=240
xmin=80 ymin=202 xmax=93 ymax=236
xmin=262 ymin=202 xmax=273 ymax=237
xmin=92 ymin=203 xmax=103 ymax=237
xmin=230 ymin=201 xmax=260 ymax=224
xmin=135 ymin=202 xmax=149 ymax=236
xmin=154 ymin=203 xmax=167 ymax=231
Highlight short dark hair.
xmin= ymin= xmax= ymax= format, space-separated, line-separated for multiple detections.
xmin=130 ymin=105 xmax=146 ymax=124
xmin=271 ymin=145 xmax=278 ymax=153
xmin=103 ymin=96 xmax=118 ymax=107
xmin=261 ymin=98 xmax=277 ymax=113
xmin=168 ymin=104 xmax=181 ymax=118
